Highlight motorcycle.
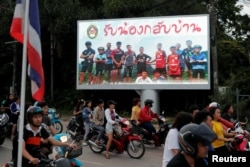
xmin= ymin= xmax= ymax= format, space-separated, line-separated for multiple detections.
xmin=52 ymin=132 xmax=84 ymax=167
xmin=48 ymin=108 xmax=63 ymax=134
xmin=131 ymin=114 xmax=171 ymax=146
xmin=88 ymin=116 xmax=145 ymax=159
xmin=0 ymin=111 xmax=10 ymax=145
xmin=226 ymin=119 xmax=250 ymax=151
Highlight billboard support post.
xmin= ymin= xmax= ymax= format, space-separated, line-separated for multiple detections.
xmin=141 ymin=89 xmax=160 ymax=115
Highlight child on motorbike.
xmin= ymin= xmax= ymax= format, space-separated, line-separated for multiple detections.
xmin=82 ymin=100 xmax=93 ymax=146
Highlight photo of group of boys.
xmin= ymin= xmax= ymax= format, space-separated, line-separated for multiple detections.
xmin=78 ymin=40 xmax=208 ymax=85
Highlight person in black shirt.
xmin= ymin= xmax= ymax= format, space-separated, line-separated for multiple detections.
xmin=111 ymin=41 xmax=124 ymax=83
xmin=167 ymin=123 xmax=217 ymax=167
xmin=22 ymin=106 xmax=76 ymax=167
xmin=136 ymin=47 xmax=151 ymax=76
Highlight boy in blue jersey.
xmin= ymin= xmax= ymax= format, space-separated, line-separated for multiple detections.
xmin=176 ymin=43 xmax=184 ymax=75
xmin=190 ymin=45 xmax=207 ymax=81
xmin=123 ymin=45 xmax=136 ymax=83
xmin=181 ymin=40 xmax=194 ymax=80
xmin=93 ymin=47 xmax=107 ymax=84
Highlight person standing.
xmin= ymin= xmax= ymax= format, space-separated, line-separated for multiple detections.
xmin=181 ymin=40 xmax=194 ymax=80
xmin=111 ymin=41 xmax=124 ymax=83
xmin=136 ymin=47 xmax=151 ymax=76
xmin=93 ymin=47 xmax=107 ymax=84
xmin=82 ymin=100 xmax=93 ymax=146
xmin=123 ymin=45 xmax=136 ymax=83
xmin=79 ymin=41 xmax=95 ymax=84
xmin=150 ymin=43 xmax=167 ymax=79
xmin=105 ymin=42 xmax=113 ymax=83
xmin=166 ymin=46 xmax=181 ymax=80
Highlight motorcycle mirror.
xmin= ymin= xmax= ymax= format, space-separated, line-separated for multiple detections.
xmin=60 ymin=136 xmax=68 ymax=143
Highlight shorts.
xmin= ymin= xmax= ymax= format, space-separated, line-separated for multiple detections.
xmin=155 ymin=68 xmax=166 ymax=75
xmin=95 ymin=69 xmax=105 ymax=76
xmin=81 ymin=64 xmax=93 ymax=73
xmin=105 ymin=124 xmax=118 ymax=134
xmin=113 ymin=63 xmax=123 ymax=69
xmin=192 ymin=69 xmax=205 ymax=79
xmin=106 ymin=64 xmax=113 ymax=71
xmin=123 ymin=65 xmax=133 ymax=77
xmin=11 ymin=114 xmax=19 ymax=124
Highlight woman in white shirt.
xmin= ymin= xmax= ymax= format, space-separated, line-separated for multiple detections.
xmin=162 ymin=111 xmax=193 ymax=167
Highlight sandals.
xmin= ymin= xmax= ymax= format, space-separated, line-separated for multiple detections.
xmin=105 ymin=154 xmax=110 ymax=159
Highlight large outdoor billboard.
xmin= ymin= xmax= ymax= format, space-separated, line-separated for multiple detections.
xmin=77 ymin=15 xmax=210 ymax=90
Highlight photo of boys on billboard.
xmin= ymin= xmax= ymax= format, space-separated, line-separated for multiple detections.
xmin=77 ymin=15 xmax=210 ymax=90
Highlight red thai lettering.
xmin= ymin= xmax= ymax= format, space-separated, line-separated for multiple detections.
xmin=190 ymin=23 xmax=201 ymax=32
xmin=104 ymin=24 xmax=117 ymax=36
xmin=171 ymin=20 xmax=182 ymax=33
xmin=182 ymin=23 xmax=189 ymax=32
xmin=129 ymin=25 xmax=137 ymax=35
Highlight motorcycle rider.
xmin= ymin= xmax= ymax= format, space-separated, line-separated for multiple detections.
xmin=104 ymin=100 xmax=121 ymax=159
xmin=92 ymin=99 xmax=105 ymax=145
xmin=72 ymin=99 xmax=85 ymax=129
xmin=22 ymin=106 xmax=76 ymax=167
xmin=130 ymin=98 xmax=141 ymax=125
xmin=82 ymin=100 xmax=93 ymax=146
xmin=167 ymin=123 xmax=217 ymax=167
xmin=139 ymin=99 xmax=161 ymax=147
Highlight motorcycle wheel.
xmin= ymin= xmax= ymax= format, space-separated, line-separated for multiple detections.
xmin=53 ymin=121 xmax=63 ymax=134
xmin=88 ymin=135 xmax=104 ymax=153
xmin=0 ymin=137 xmax=5 ymax=145
xmin=127 ymin=140 xmax=145 ymax=159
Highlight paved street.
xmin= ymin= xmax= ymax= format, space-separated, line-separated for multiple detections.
xmin=0 ymin=120 xmax=164 ymax=167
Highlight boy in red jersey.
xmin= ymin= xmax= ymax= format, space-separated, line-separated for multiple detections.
xmin=151 ymin=43 xmax=167 ymax=79
xmin=167 ymin=46 xmax=181 ymax=80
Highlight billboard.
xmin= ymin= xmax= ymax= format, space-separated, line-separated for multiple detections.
xmin=77 ymin=15 xmax=210 ymax=90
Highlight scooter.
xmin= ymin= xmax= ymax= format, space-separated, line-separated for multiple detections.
xmin=52 ymin=132 xmax=84 ymax=167
xmin=48 ymin=108 xmax=63 ymax=134
xmin=0 ymin=111 xmax=10 ymax=145
xmin=131 ymin=114 xmax=171 ymax=146
xmin=88 ymin=117 xmax=145 ymax=159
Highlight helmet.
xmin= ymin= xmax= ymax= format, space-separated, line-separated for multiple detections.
xmin=144 ymin=99 xmax=153 ymax=107
xmin=193 ymin=45 xmax=202 ymax=50
xmin=85 ymin=41 xmax=91 ymax=46
xmin=26 ymin=106 xmax=43 ymax=123
xmin=209 ymin=102 xmax=221 ymax=109
xmin=178 ymin=123 xmax=217 ymax=156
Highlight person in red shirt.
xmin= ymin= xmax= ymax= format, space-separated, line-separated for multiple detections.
xmin=151 ymin=43 xmax=167 ymax=79
xmin=139 ymin=99 xmax=160 ymax=146
xmin=167 ymin=46 xmax=181 ymax=80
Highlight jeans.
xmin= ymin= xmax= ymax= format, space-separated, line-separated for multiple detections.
xmin=84 ymin=122 xmax=90 ymax=141
xmin=93 ymin=124 xmax=105 ymax=140
xmin=140 ymin=121 xmax=156 ymax=139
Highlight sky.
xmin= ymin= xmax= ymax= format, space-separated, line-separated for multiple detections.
xmin=237 ymin=0 xmax=250 ymax=15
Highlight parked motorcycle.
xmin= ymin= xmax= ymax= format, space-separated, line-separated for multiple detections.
xmin=88 ymin=117 xmax=145 ymax=159
xmin=131 ymin=115 xmax=171 ymax=146
xmin=0 ymin=111 xmax=10 ymax=145
xmin=48 ymin=108 xmax=63 ymax=134
xmin=52 ymin=132 xmax=83 ymax=167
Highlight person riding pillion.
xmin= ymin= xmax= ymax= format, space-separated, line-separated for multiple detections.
xmin=139 ymin=99 xmax=161 ymax=147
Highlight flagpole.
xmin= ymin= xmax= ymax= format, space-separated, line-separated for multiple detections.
xmin=17 ymin=0 xmax=30 ymax=166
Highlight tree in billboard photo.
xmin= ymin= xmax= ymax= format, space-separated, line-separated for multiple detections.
xmin=77 ymin=15 xmax=210 ymax=90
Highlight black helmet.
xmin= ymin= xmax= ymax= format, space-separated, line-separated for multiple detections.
xmin=85 ymin=41 xmax=91 ymax=46
xmin=178 ymin=123 xmax=217 ymax=156
xmin=144 ymin=99 xmax=153 ymax=107
xmin=107 ymin=100 xmax=117 ymax=106
xmin=26 ymin=106 xmax=43 ymax=123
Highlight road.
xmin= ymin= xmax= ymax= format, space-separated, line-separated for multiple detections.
xmin=0 ymin=120 xmax=164 ymax=167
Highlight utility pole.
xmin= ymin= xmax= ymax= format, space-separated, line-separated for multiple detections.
xmin=210 ymin=0 xmax=219 ymax=93
xmin=4 ymin=41 xmax=18 ymax=95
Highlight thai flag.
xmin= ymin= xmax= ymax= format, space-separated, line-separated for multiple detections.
xmin=10 ymin=0 xmax=44 ymax=101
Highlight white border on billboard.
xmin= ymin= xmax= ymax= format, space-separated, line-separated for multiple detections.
xmin=76 ymin=14 xmax=210 ymax=90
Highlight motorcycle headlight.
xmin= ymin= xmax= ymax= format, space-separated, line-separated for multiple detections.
xmin=0 ymin=113 xmax=9 ymax=126
xmin=60 ymin=135 xmax=68 ymax=143
xmin=55 ymin=113 xmax=60 ymax=118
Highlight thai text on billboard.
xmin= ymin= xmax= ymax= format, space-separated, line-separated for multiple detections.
xmin=77 ymin=15 xmax=210 ymax=90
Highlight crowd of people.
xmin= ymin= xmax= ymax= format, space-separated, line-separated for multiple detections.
xmin=79 ymin=40 xmax=208 ymax=85
xmin=0 ymin=94 xmax=246 ymax=167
